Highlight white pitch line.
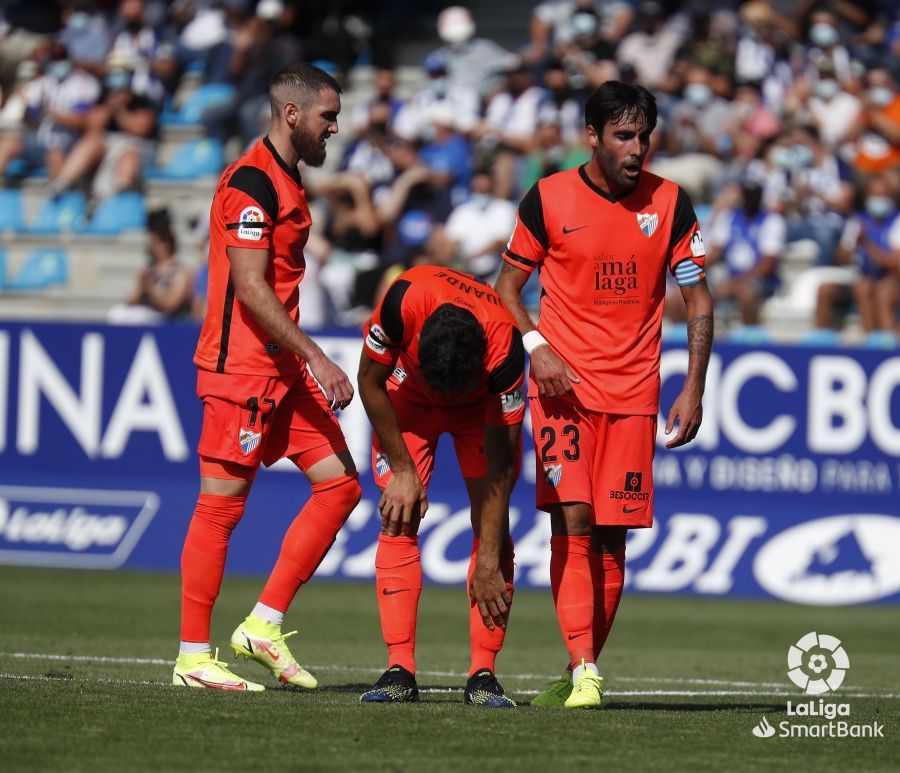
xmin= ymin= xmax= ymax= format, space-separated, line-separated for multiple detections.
xmin=2 ymin=675 xmax=894 ymax=700
xmin=0 ymin=653 xmax=896 ymax=698
xmin=0 ymin=654 xmax=782 ymax=687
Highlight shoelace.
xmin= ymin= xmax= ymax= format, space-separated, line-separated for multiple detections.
xmin=209 ymin=647 xmax=233 ymax=672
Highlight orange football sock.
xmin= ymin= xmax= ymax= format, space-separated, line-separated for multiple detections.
xmin=259 ymin=474 xmax=361 ymax=612
xmin=468 ymin=537 xmax=515 ymax=676
xmin=375 ymin=534 xmax=422 ymax=673
xmin=592 ymin=546 xmax=626 ymax=660
xmin=179 ymin=493 xmax=246 ymax=642
xmin=550 ymin=535 xmax=595 ymax=667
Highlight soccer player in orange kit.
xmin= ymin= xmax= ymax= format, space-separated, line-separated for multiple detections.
xmin=495 ymin=81 xmax=714 ymax=708
xmin=357 ymin=266 xmax=524 ymax=707
xmin=173 ymin=63 xmax=362 ymax=691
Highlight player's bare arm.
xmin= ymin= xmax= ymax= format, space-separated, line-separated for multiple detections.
xmin=666 ymin=281 xmax=713 ymax=449
xmin=357 ymin=351 xmax=427 ymax=536
xmin=495 ymin=261 xmax=580 ymax=397
xmin=471 ymin=421 xmax=521 ymax=631
xmin=227 ymin=245 xmax=354 ymax=409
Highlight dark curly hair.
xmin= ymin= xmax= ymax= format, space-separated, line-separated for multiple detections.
xmin=418 ymin=304 xmax=486 ymax=398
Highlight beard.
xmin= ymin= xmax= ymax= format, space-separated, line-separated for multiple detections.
xmin=598 ymin=146 xmax=641 ymax=193
xmin=291 ymin=123 xmax=327 ymax=167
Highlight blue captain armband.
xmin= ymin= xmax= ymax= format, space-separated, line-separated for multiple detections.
xmin=674 ymin=259 xmax=705 ymax=287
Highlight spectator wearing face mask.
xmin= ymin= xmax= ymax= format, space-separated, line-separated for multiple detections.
xmin=428 ymin=5 xmax=518 ymax=98
xmin=815 ymin=176 xmax=900 ymax=337
xmin=784 ymin=125 xmax=854 ymax=266
xmin=427 ymin=168 xmax=517 ymax=279
xmin=0 ymin=43 xmax=100 ymax=182
xmin=653 ymin=63 xmax=731 ymax=202
xmin=392 ymin=51 xmax=479 ymax=142
xmin=807 ymin=60 xmax=861 ymax=148
xmin=804 ymin=7 xmax=852 ymax=83
xmin=107 ymin=0 xmax=173 ymax=101
xmin=849 ymin=66 xmax=900 ymax=175
xmin=707 ymin=180 xmax=786 ymax=326
xmin=50 ymin=52 xmax=158 ymax=200
xmin=57 ymin=1 xmax=113 ymax=75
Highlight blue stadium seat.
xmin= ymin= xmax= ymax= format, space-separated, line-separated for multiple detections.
xmin=726 ymin=325 xmax=771 ymax=345
xmin=0 ymin=248 xmax=7 ymax=289
xmin=797 ymin=329 xmax=840 ymax=347
xmin=0 ymin=189 xmax=25 ymax=233
xmin=160 ymin=83 xmax=235 ymax=126
xmin=81 ymin=192 xmax=147 ymax=235
xmin=28 ymin=192 xmax=87 ymax=234
xmin=5 ymin=247 xmax=68 ymax=290
xmin=148 ymin=138 xmax=224 ymax=180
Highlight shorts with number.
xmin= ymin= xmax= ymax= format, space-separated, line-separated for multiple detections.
xmin=197 ymin=367 xmax=348 ymax=471
xmin=371 ymin=384 xmax=489 ymax=489
xmin=530 ymin=395 xmax=656 ymax=527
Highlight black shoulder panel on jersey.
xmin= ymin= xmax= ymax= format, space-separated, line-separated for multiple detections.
xmin=487 ymin=328 xmax=525 ymax=394
xmin=518 ymin=183 xmax=549 ymax=250
xmin=227 ymin=165 xmax=279 ymax=221
xmin=380 ymin=278 xmax=411 ymax=343
xmin=669 ymin=185 xmax=697 ymax=250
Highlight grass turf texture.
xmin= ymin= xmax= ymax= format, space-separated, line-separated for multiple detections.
xmin=0 ymin=567 xmax=896 ymax=772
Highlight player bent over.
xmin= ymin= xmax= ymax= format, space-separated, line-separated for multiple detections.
xmin=496 ymin=81 xmax=713 ymax=708
xmin=173 ymin=63 xmax=361 ymax=691
xmin=357 ymin=266 xmax=525 ymax=707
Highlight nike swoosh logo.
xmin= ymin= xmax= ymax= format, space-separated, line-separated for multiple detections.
xmin=622 ymin=506 xmax=642 ymax=514
xmin=567 ymin=633 xmax=586 ymax=640
xmin=186 ymin=674 xmax=247 ymax=691
xmin=562 ymin=225 xmax=589 ymax=234
xmin=243 ymin=633 xmax=254 ymax=655
xmin=382 ymin=588 xmax=408 ymax=595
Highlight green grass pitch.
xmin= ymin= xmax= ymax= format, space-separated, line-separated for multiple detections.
xmin=0 ymin=566 xmax=896 ymax=771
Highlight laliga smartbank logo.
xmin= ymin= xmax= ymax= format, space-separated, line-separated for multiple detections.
xmin=752 ymin=632 xmax=884 ymax=740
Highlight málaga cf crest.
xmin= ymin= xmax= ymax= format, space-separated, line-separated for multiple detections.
xmin=637 ymin=211 xmax=658 ymax=237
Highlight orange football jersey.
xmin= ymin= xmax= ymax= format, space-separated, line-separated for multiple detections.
xmin=363 ymin=266 xmax=525 ymax=426
xmin=504 ymin=166 xmax=706 ymax=414
xmin=195 ymin=136 xmax=312 ymax=377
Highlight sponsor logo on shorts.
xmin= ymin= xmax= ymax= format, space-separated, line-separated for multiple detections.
xmin=392 ymin=365 xmax=407 ymax=383
xmin=690 ymin=229 xmax=706 ymax=257
xmin=500 ymin=388 xmax=524 ymax=414
xmin=264 ymin=342 xmax=280 ymax=353
xmin=609 ymin=471 xmax=650 ymax=501
xmin=239 ymin=427 xmax=261 ymax=455
xmin=237 ymin=206 xmax=265 ymax=241
xmin=543 ymin=464 xmax=562 ymax=488
xmin=366 ymin=323 xmax=391 ymax=356
xmin=375 ymin=453 xmax=391 ymax=477
xmin=637 ymin=211 xmax=658 ymax=238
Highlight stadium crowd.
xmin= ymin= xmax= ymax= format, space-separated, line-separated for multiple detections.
xmin=0 ymin=0 xmax=898 ymax=343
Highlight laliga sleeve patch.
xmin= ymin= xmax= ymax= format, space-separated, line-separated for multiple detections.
xmin=365 ymin=323 xmax=394 ymax=356
xmin=238 ymin=206 xmax=265 ymax=241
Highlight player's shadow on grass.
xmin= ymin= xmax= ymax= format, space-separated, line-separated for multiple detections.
xmin=320 ymin=683 xmax=468 ymax=702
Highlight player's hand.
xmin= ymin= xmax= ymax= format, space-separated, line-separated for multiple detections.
xmin=469 ymin=564 xmax=512 ymax=632
xmin=307 ymin=354 xmax=354 ymax=410
xmin=530 ymin=344 xmax=580 ymax=397
xmin=380 ymin=468 xmax=427 ymax=536
xmin=665 ymin=385 xmax=703 ymax=448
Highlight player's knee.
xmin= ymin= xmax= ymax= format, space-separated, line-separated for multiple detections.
xmin=192 ymin=491 xmax=247 ymax=533
xmin=313 ymin=472 xmax=362 ymax=515
xmin=592 ymin=526 xmax=627 ymax=553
